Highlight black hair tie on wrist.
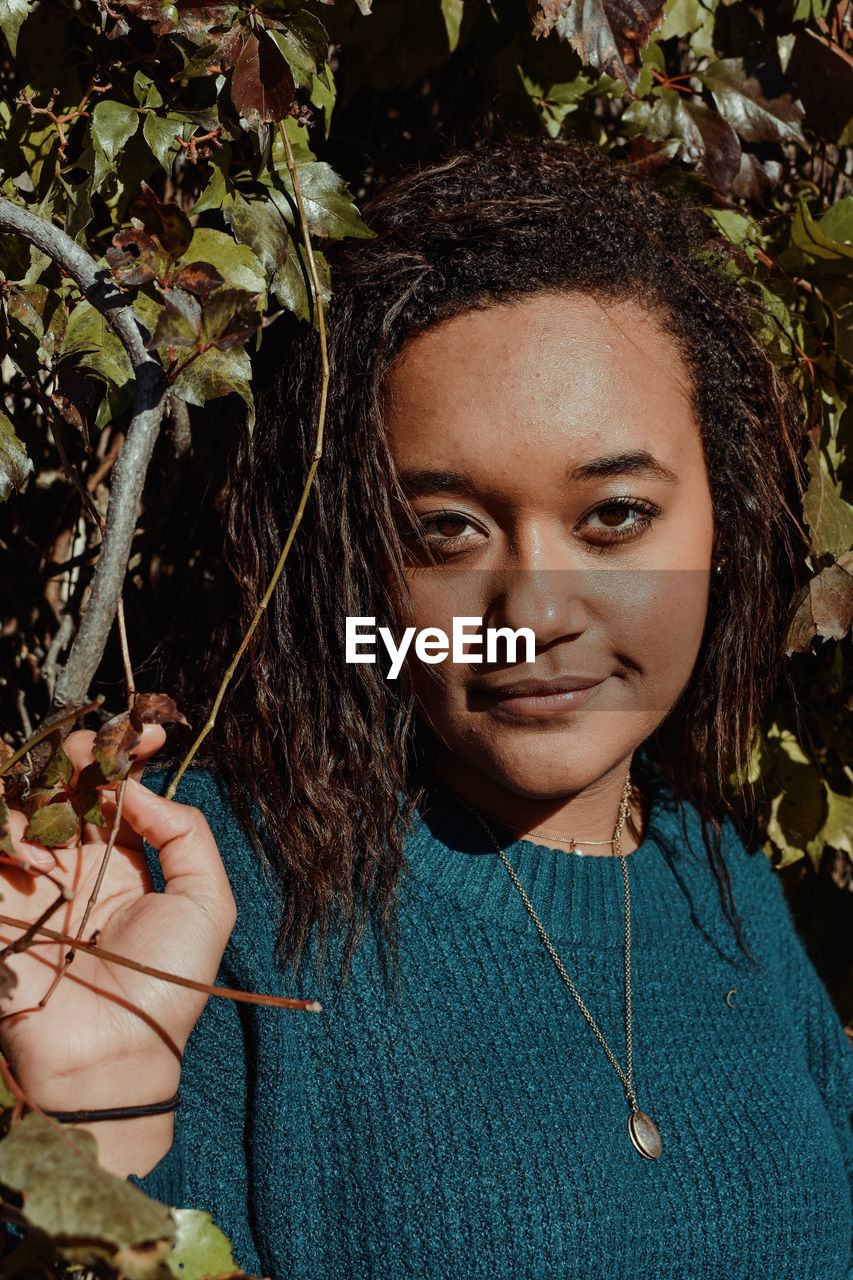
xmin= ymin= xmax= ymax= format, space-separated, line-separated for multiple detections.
xmin=44 ymin=1091 xmax=182 ymax=1124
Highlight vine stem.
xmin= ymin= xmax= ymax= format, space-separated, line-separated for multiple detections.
xmin=166 ymin=120 xmax=329 ymax=800
xmin=0 ymin=913 xmax=322 ymax=1012
xmin=0 ymin=698 xmax=104 ymax=780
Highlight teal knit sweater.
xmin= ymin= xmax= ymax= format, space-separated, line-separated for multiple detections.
xmin=136 ymin=767 xmax=853 ymax=1279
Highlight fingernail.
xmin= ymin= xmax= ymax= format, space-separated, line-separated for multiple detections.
xmin=27 ymin=848 xmax=56 ymax=871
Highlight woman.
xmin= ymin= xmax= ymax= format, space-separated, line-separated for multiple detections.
xmin=2 ymin=140 xmax=852 ymax=1279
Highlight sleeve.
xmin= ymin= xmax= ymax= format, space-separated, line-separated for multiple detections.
xmin=127 ymin=766 xmax=266 ymax=1279
xmin=727 ymin=824 xmax=853 ymax=1276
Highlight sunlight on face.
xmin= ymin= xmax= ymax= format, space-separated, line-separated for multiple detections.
xmin=383 ymin=292 xmax=716 ymax=804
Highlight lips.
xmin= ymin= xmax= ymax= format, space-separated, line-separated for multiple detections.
xmin=472 ymin=674 xmax=609 ymax=719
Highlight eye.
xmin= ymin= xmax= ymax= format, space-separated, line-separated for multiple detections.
xmin=404 ymin=509 xmax=485 ymax=557
xmin=579 ymin=497 xmax=661 ymax=548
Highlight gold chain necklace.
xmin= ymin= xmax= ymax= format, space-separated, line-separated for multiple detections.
xmin=452 ymin=769 xmax=663 ymax=1161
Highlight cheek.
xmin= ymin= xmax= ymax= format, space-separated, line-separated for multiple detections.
xmin=604 ymin=568 xmax=710 ymax=705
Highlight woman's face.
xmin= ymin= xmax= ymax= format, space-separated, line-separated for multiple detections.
xmin=382 ymin=291 xmax=716 ymax=805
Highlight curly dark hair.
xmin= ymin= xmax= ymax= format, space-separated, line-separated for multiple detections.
xmin=199 ymin=139 xmax=806 ymax=978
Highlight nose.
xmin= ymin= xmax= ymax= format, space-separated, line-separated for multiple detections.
xmin=485 ymin=568 xmax=590 ymax=652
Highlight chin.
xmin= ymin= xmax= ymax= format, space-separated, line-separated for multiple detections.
xmin=439 ymin=712 xmax=658 ymax=798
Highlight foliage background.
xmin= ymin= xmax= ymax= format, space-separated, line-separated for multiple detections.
xmin=1 ymin=0 xmax=853 ymax=1272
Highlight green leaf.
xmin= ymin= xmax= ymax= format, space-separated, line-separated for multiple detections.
xmin=143 ymin=113 xmax=184 ymax=171
xmin=0 ymin=0 xmax=33 ymax=55
xmin=24 ymin=798 xmax=79 ymax=846
xmin=659 ymin=0 xmax=714 ymax=57
xmin=61 ymin=299 xmax=134 ymax=395
xmin=820 ymin=784 xmax=853 ymax=857
xmin=148 ymin=289 xmax=203 ymax=349
xmin=0 ymin=1112 xmax=174 ymax=1272
xmin=223 ymin=192 xmax=290 ymax=276
xmin=172 ymin=341 xmax=255 ymax=428
xmin=180 ymin=227 xmax=266 ymax=300
xmin=191 ymin=145 xmax=233 ymax=214
xmin=440 ymin=0 xmax=464 ymax=52
xmin=702 ymin=59 xmax=806 ymax=148
xmin=816 ymin=196 xmax=853 ymax=253
xmin=764 ymin=728 xmax=826 ymax=867
xmin=133 ymin=70 xmax=164 ymax=110
xmin=0 ymin=410 xmax=33 ymax=501
xmin=264 ymin=10 xmax=330 ymax=88
xmin=39 ymin=745 xmax=73 ymax=789
xmin=266 ymin=158 xmax=372 ymax=241
xmin=91 ymin=100 xmax=140 ymax=166
xmin=167 ymin=1208 xmax=238 ymax=1279
xmin=791 ymin=196 xmax=853 ymax=262
xmin=310 ymin=63 xmax=337 ymax=136
xmin=803 ymin=431 xmax=853 ymax=558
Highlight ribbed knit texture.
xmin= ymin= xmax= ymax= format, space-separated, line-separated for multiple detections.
xmin=135 ymin=767 xmax=853 ymax=1279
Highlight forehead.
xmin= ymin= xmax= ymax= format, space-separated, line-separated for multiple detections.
xmin=382 ymin=292 xmax=699 ymax=472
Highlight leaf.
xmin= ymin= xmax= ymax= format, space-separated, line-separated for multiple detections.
xmin=528 ymin=0 xmax=667 ymax=90
xmin=223 ymin=192 xmax=290 ymax=276
xmin=147 ymin=289 xmax=203 ymax=349
xmin=39 ymin=745 xmax=73 ymax=790
xmin=171 ymin=261 xmax=225 ymax=297
xmin=802 ymin=431 xmax=853 ymax=558
xmin=266 ymin=158 xmax=372 ymax=241
xmin=171 ymin=341 xmax=255 ymax=428
xmin=818 ymin=197 xmax=853 ymax=250
xmin=440 ymin=0 xmax=464 ymax=51
xmin=179 ymin=228 xmax=266 ymax=299
xmin=61 ymin=300 xmax=134 ymax=395
xmin=786 ymin=554 xmax=853 ymax=654
xmin=821 ymin=785 xmax=853 ymax=857
xmin=263 ymin=10 xmax=330 ymax=87
xmin=129 ymin=184 xmax=193 ymax=259
xmin=765 ymin=735 xmax=826 ymax=868
xmin=107 ymin=228 xmax=168 ymax=286
xmin=230 ymin=30 xmax=296 ymax=125
xmin=143 ymin=112 xmax=184 ymax=171
xmin=200 ymin=286 xmax=262 ymax=350
xmin=167 ymin=1208 xmax=238 ymax=1279
xmin=93 ymin=710 xmax=144 ymax=781
xmin=133 ymin=692 xmax=190 ymax=727
xmin=91 ymin=100 xmax=140 ymax=166
xmin=0 ymin=410 xmax=33 ymax=501
xmin=24 ymin=797 xmax=79 ymax=847
xmin=0 ymin=0 xmax=33 ymax=55
xmin=701 ymin=59 xmax=806 ymax=148
xmin=0 ymin=1112 xmax=174 ymax=1269
xmin=0 ymin=790 xmax=16 ymax=857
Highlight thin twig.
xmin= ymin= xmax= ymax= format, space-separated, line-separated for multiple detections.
xmin=167 ymin=121 xmax=329 ymax=799
xmin=0 ymin=913 xmax=322 ymax=1011
xmin=37 ymin=777 xmax=130 ymax=1009
xmin=0 ymin=888 xmax=73 ymax=963
xmin=0 ymin=698 xmax=104 ymax=779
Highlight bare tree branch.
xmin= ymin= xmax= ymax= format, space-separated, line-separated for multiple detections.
xmin=0 ymin=199 xmax=168 ymax=748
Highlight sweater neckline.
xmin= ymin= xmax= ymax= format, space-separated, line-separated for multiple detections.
xmin=405 ymin=776 xmax=702 ymax=947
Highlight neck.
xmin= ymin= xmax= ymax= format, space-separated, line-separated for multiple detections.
xmin=430 ymin=755 xmax=644 ymax=856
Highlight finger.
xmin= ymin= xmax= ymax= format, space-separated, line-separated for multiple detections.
xmin=119 ymin=779 xmax=235 ymax=931
xmin=3 ymin=809 xmax=59 ymax=873
xmin=128 ymin=724 xmax=167 ymax=780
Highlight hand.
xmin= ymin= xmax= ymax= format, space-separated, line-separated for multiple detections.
xmin=0 ymin=726 xmax=236 ymax=1173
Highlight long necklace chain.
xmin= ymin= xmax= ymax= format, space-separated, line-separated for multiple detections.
xmin=448 ymin=769 xmax=663 ymax=1159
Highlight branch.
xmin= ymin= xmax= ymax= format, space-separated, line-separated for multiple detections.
xmin=0 ymin=913 xmax=322 ymax=1011
xmin=0 ymin=200 xmax=169 ymax=747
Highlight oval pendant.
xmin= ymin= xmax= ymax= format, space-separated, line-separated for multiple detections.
xmin=628 ymin=1110 xmax=663 ymax=1160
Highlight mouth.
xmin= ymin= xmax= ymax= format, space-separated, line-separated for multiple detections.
xmin=470 ymin=674 xmax=610 ymax=720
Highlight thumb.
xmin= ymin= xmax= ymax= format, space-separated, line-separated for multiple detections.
xmin=119 ymin=777 xmax=235 ymax=928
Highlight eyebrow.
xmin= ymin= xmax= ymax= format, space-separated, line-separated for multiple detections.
xmin=398 ymin=452 xmax=678 ymax=497
xmin=566 ymin=451 xmax=678 ymax=484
